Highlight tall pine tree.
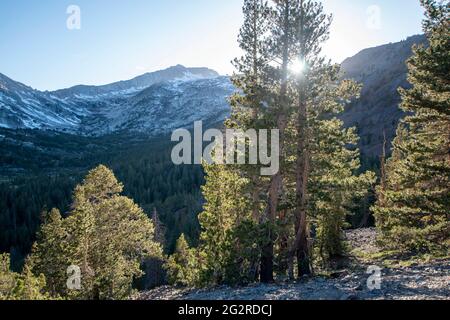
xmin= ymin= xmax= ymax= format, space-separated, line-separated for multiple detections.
xmin=198 ymin=0 xmax=271 ymax=285
xmin=373 ymin=0 xmax=449 ymax=254
xmin=197 ymin=0 xmax=375 ymax=285
xmin=198 ymin=163 xmax=258 ymax=285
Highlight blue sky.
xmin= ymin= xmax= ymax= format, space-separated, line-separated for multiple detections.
xmin=0 ymin=0 xmax=425 ymax=91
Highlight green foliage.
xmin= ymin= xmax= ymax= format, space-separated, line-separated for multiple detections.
xmin=278 ymin=57 xmax=377 ymax=265
xmin=27 ymin=209 xmax=69 ymax=296
xmin=308 ymin=119 xmax=376 ymax=262
xmin=196 ymin=0 xmax=375 ymax=285
xmin=28 ymin=165 xmax=163 ymax=300
xmin=165 ymin=234 xmax=200 ymax=287
xmin=373 ymin=0 xmax=450 ymax=254
xmin=0 ymin=254 xmax=50 ymax=300
xmin=222 ymin=220 xmax=263 ymax=284
xmin=197 ymin=164 xmax=259 ymax=285
xmin=0 ymin=136 xmax=204 ymax=269
xmin=1 ymin=0 xmax=447 ymax=294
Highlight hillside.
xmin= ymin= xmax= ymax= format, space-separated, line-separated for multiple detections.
xmin=340 ymin=34 xmax=428 ymax=157
xmin=0 ymin=65 xmax=232 ymax=135
xmin=138 ymin=229 xmax=450 ymax=300
xmin=0 ymin=35 xmax=433 ymax=270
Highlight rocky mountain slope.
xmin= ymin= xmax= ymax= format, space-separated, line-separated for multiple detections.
xmin=52 ymin=64 xmax=219 ymax=99
xmin=137 ymin=229 xmax=450 ymax=301
xmin=0 ymin=73 xmax=85 ymax=131
xmin=0 ymin=65 xmax=233 ymax=135
xmin=75 ymin=76 xmax=233 ymax=136
xmin=340 ymin=34 xmax=428 ymax=157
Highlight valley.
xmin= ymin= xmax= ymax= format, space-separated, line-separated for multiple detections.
xmin=0 ymin=34 xmax=430 ymax=270
xmin=0 ymin=0 xmax=448 ymax=303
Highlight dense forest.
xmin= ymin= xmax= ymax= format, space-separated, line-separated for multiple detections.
xmin=0 ymin=0 xmax=448 ymax=300
xmin=0 ymin=132 xmax=205 ymax=269
xmin=0 ymin=125 xmax=375 ymax=271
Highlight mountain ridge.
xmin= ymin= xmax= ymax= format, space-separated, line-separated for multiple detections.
xmin=0 ymin=65 xmax=231 ymax=134
xmin=50 ymin=65 xmax=220 ymax=99
xmin=0 ymin=65 xmax=219 ymax=96
xmin=340 ymin=34 xmax=428 ymax=157
xmin=0 ymin=34 xmax=428 ymax=157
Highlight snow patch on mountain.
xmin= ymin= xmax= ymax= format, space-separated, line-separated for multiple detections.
xmin=0 ymin=66 xmax=233 ymax=136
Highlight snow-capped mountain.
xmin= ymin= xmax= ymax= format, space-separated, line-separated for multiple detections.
xmin=77 ymin=76 xmax=233 ymax=136
xmin=0 ymin=73 xmax=85 ymax=131
xmin=51 ymin=64 xmax=220 ymax=99
xmin=0 ymin=65 xmax=233 ymax=135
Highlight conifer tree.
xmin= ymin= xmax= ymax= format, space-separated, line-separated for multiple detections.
xmin=27 ymin=208 xmax=69 ymax=296
xmin=373 ymin=0 xmax=449 ymax=254
xmin=189 ymin=0 xmax=378 ymax=286
xmin=198 ymin=0 xmax=271 ymax=285
xmin=0 ymin=254 xmax=15 ymax=298
xmin=0 ymin=254 xmax=49 ymax=300
xmin=28 ymin=165 xmax=163 ymax=300
xmin=198 ymin=0 xmax=375 ymax=284
xmin=138 ymin=208 xmax=167 ymax=289
xmin=165 ymin=234 xmax=200 ymax=286
xmin=229 ymin=0 xmax=271 ymax=234
xmin=269 ymin=0 xmax=375 ymax=276
xmin=198 ymin=164 xmax=257 ymax=285
xmin=309 ymin=116 xmax=375 ymax=263
xmin=259 ymin=0 xmax=299 ymax=282
xmin=265 ymin=0 xmax=374 ymax=276
xmin=288 ymin=0 xmax=330 ymax=277
xmin=231 ymin=0 xmax=271 ymax=124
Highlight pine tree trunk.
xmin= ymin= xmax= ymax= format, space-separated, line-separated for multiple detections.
xmin=278 ymin=210 xmax=289 ymax=276
xmin=261 ymin=0 xmax=291 ymax=283
xmin=293 ymin=84 xmax=311 ymax=277
xmin=294 ymin=169 xmax=311 ymax=276
xmin=260 ymin=234 xmax=274 ymax=283
xmin=261 ymin=174 xmax=280 ymax=283
xmin=292 ymin=0 xmax=311 ymax=278
xmin=294 ymin=157 xmax=311 ymax=276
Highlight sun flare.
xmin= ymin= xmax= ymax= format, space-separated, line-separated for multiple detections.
xmin=289 ymin=59 xmax=306 ymax=74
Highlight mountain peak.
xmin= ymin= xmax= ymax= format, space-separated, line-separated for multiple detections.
xmin=0 ymin=65 xmax=231 ymax=133
xmin=169 ymin=64 xmax=187 ymax=69
xmin=51 ymin=65 xmax=220 ymax=99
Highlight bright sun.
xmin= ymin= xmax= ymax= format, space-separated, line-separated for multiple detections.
xmin=289 ymin=59 xmax=306 ymax=74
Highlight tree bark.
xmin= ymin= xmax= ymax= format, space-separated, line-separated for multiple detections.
xmin=292 ymin=0 xmax=311 ymax=278
xmin=260 ymin=230 xmax=274 ymax=282
xmin=293 ymin=104 xmax=311 ymax=276
xmin=260 ymin=0 xmax=291 ymax=283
